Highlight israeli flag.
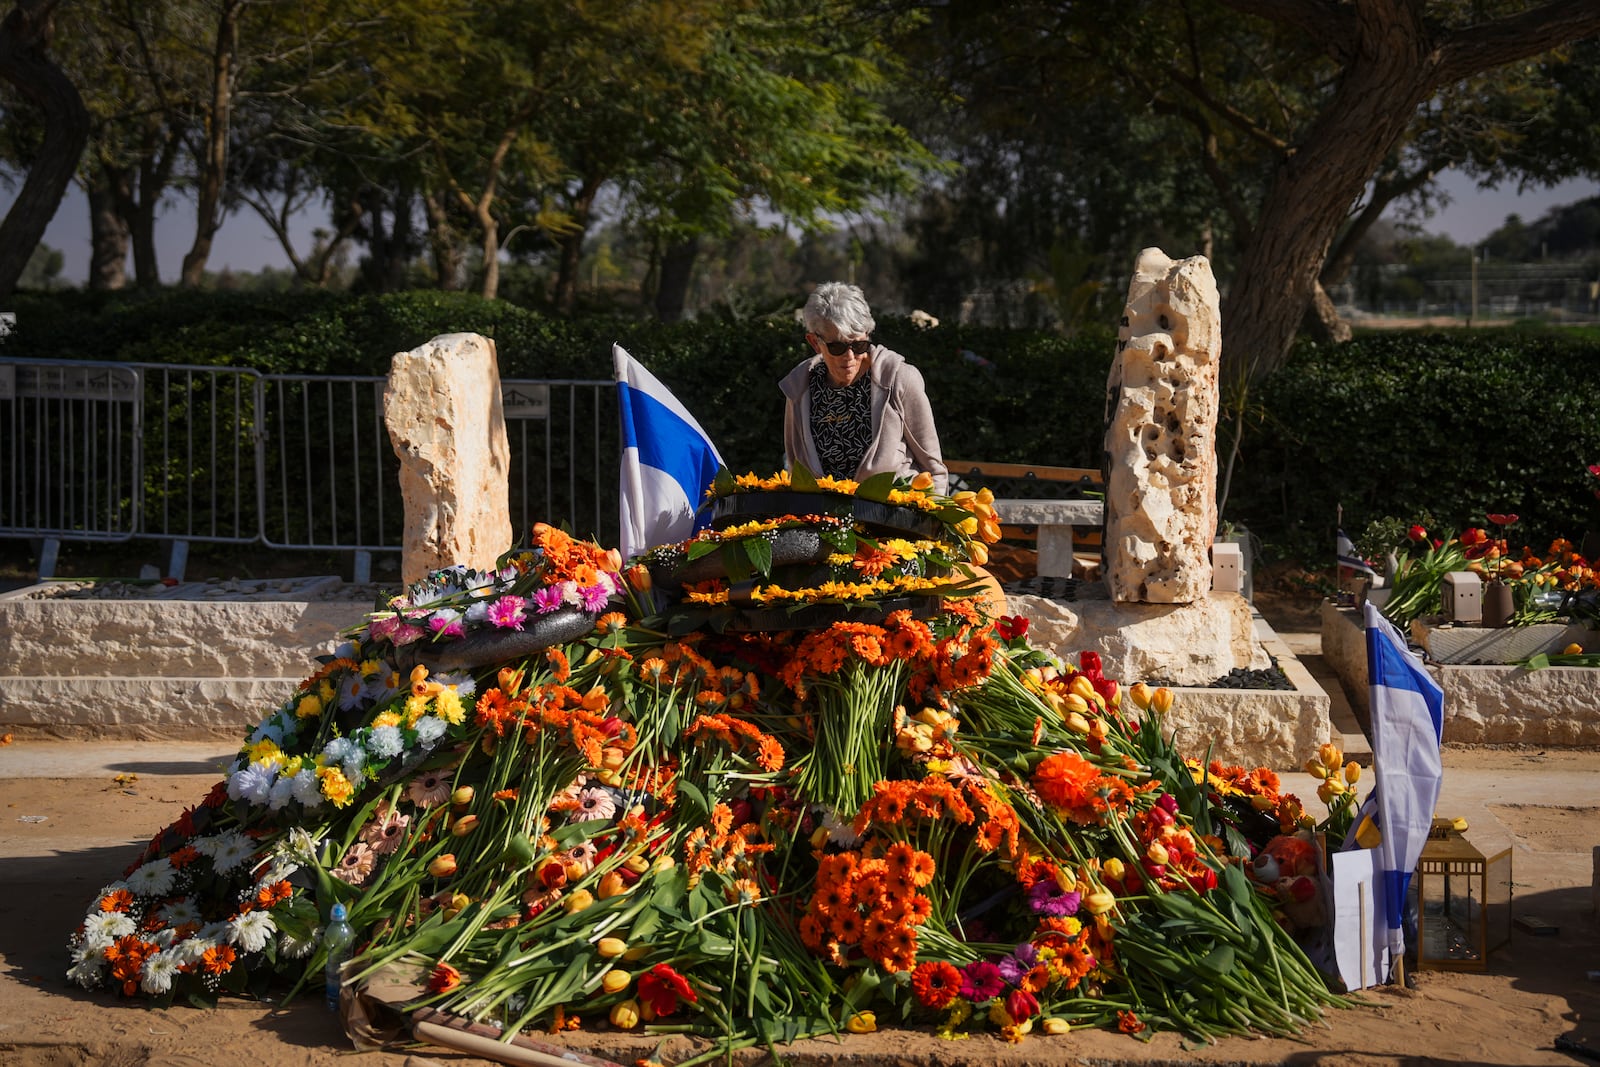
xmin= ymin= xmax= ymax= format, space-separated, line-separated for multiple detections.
xmin=1363 ymin=602 xmax=1444 ymax=981
xmin=614 ymin=344 xmax=724 ymax=560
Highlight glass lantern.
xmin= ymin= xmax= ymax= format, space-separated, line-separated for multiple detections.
xmin=1415 ymin=825 xmax=1513 ymax=971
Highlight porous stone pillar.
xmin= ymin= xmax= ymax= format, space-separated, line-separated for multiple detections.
xmin=1104 ymin=248 xmax=1221 ymax=603
xmin=385 ymin=333 xmax=512 ymax=584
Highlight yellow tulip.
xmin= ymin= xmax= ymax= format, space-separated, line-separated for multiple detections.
xmin=1128 ymin=682 xmax=1153 ymax=710
xmin=451 ymin=785 xmax=475 ymax=807
xmin=956 ymin=515 xmax=979 ymax=536
xmin=953 ymin=490 xmax=977 ymax=504
xmin=1318 ymin=742 xmax=1343 ymax=771
xmin=1563 ymin=642 xmax=1584 ymax=655
xmin=622 ymin=943 xmax=652 ymax=962
xmin=1041 ymin=1017 xmax=1071 ymax=1035
xmin=1083 ymin=890 xmax=1116 ymax=915
xmin=1146 ymin=841 xmax=1170 ymax=866
xmin=427 ymin=853 xmax=458 ymax=878
xmin=624 ymin=854 xmax=650 ymax=874
xmin=1069 ymin=675 xmax=1097 ymax=701
xmin=1344 ymin=761 xmax=1362 ymax=784
xmin=1150 ymin=687 xmax=1174 ymax=715
xmin=845 ymin=1011 xmax=877 ymax=1034
xmin=1304 ymin=758 xmax=1330 ymax=780
xmin=911 ymin=471 xmax=935 ymax=491
xmin=967 ymin=541 xmax=989 ymax=566
xmin=601 ymin=969 xmax=631 ymax=994
xmin=451 ymin=814 xmax=479 ymax=837
xmin=442 ymin=892 xmax=470 ymax=919
xmin=596 ymin=937 xmax=629 ymax=958
xmin=598 ymin=871 xmax=629 ymax=899
xmin=1065 ymin=711 xmax=1091 ymax=735
xmin=1102 ymin=858 xmax=1125 ymax=880
xmin=609 ymin=998 xmax=641 ymax=1029
xmin=976 ymin=487 xmax=994 ymax=506
xmin=563 ymin=889 xmax=595 ymax=914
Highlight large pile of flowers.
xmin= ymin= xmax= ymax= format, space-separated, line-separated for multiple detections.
xmin=66 ymin=470 xmax=1347 ymax=1061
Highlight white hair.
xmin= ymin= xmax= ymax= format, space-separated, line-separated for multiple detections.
xmin=802 ymin=282 xmax=876 ymax=336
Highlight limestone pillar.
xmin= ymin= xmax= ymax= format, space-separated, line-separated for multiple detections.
xmin=1103 ymin=249 xmax=1221 ymax=603
xmin=384 ymin=333 xmax=512 ymax=584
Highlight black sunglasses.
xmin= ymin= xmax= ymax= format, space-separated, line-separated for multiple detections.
xmin=820 ymin=338 xmax=872 ymax=356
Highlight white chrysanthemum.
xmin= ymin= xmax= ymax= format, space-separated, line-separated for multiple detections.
xmin=198 ymin=920 xmax=235 ymax=945
xmin=367 ymin=724 xmax=404 ymax=760
xmin=290 ymin=769 xmax=323 ymax=808
xmin=140 ymin=949 xmax=183 ymax=995
xmin=255 ymin=857 xmax=299 ymax=886
xmin=230 ymin=910 xmax=276 ymax=953
xmin=67 ymin=955 xmax=106 ymax=988
xmin=208 ymin=830 xmax=255 ymax=874
xmin=84 ymin=911 xmax=137 ymax=941
xmin=341 ymin=748 xmax=367 ymax=783
xmin=150 ymin=927 xmax=178 ymax=949
xmin=464 ymin=601 xmax=490 ymax=624
xmin=249 ymin=716 xmax=286 ymax=746
xmin=268 ymin=775 xmax=298 ymax=811
xmin=124 ymin=857 xmax=177 ymax=897
xmin=434 ymin=671 xmax=475 ymax=698
xmin=322 ymin=737 xmax=354 ymax=764
xmin=280 ymin=826 xmax=319 ymax=865
xmin=157 ymin=897 xmax=201 ymax=927
xmin=175 ymin=937 xmax=215 ymax=966
xmin=821 ymin=807 xmax=864 ymax=848
xmin=558 ymin=580 xmax=584 ymax=606
xmin=72 ymin=936 xmax=111 ymax=962
xmin=278 ymin=930 xmax=316 ymax=959
xmin=413 ymin=715 xmax=447 ymax=747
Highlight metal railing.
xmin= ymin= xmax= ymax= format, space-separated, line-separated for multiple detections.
xmin=0 ymin=356 xmax=620 ymax=557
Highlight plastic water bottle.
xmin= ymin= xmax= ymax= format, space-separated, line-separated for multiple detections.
xmin=323 ymin=902 xmax=355 ymax=1012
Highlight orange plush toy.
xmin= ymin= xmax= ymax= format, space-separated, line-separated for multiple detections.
xmin=1250 ymin=833 xmax=1327 ymax=930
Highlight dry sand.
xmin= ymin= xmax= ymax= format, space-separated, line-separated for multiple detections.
xmin=1 ymin=743 xmax=1596 ymax=1067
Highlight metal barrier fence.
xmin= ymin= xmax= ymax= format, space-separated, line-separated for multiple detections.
xmin=0 ymin=357 xmax=619 ymax=559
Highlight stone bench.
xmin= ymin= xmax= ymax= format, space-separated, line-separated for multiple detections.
xmin=945 ymin=461 xmax=1104 ymax=578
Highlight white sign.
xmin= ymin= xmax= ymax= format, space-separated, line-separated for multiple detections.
xmin=1332 ymin=848 xmax=1387 ymax=990
xmin=0 ymin=312 xmax=15 ymax=340
xmin=501 ymin=383 xmax=550 ymax=420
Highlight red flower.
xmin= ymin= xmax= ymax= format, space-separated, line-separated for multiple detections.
xmin=910 ymin=960 xmax=962 ymax=1010
xmin=995 ymin=615 xmax=1029 ymax=641
xmin=1587 ymin=463 xmax=1600 ymax=478
xmin=428 ymin=961 xmax=461 ymax=993
xmin=1117 ymin=1009 xmax=1146 ymax=1034
xmin=1487 ymin=513 xmax=1519 ymax=526
xmin=1407 ymin=525 xmax=1426 ymax=542
xmin=1077 ymin=651 xmax=1103 ymax=677
xmin=636 ymin=963 xmax=697 ymax=1017
xmin=1005 ymin=987 xmax=1039 ymax=1022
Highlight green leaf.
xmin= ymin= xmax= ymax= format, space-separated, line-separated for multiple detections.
xmin=1195 ymin=944 xmax=1235 ymax=978
xmin=712 ymin=467 xmax=736 ymax=496
xmin=743 ymin=535 xmax=774 ymax=576
xmin=675 ymin=779 xmax=710 ymax=817
xmin=790 ymin=462 xmax=820 ymax=492
xmin=855 ymin=470 xmax=897 ymax=502
xmin=686 ymin=540 xmax=721 ymax=561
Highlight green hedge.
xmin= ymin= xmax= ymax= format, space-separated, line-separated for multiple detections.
xmin=9 ymin=290 xmax=1600 ymax=556
xmin=1236 ymin=328 xmax=1600 ymax=554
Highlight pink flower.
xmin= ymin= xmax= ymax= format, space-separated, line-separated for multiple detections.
xmin=532 ymin=585 xmax=565 ymax=614
xmin=486 ymin=596 xmax=527 ymax=630
xmin=578 ymin=582 xmax=611 ymax=612
xmin=392 ymin=623 xmax=427 ymax=646
xmin=368 ymin=615 xmax=401 ymax=642
xmin=959 ymin=960 xmax=1004 ymax=1001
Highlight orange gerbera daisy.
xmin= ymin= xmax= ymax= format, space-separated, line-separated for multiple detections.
xmin=99 ymin=888 xmax=135 ymax=913
xmin=1033 ymin=750 xmax=1103 ymax=816
xmin=829 ymin=909 xmax=864 ymax=944
xmin=201 ymin=944 xmax=237 ymax=975
xmin=910 ymin=960 xmax=962 ymax=1010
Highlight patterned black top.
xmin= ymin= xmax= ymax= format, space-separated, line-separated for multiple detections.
xmin=808 ymin=361 xmax=873 ymax=479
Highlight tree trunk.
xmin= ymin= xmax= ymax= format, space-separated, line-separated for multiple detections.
xmin=423 ymin=190 xmax=467 ymax=291
xmin=86 ymin=168 xmax=130 ymax=290
xmin=1220 ymin=0 xmax=1600 ymax=385
xmin=179 ymin=0 xmax=243 ymax=288
xmin=0 ymin=0 xmax=90 ymax=303
xmin=655 ymin=236 xmax=700 ymax=322
xmin=477 ymin=210 xmax=500 ymax=301
xmin=1300 ymin=279 xmax=1352 ymax=345
xmin=382 ymin=184 xmax=414 ymax=292
xmin=553 ymin=174 xmax=601 ymax=314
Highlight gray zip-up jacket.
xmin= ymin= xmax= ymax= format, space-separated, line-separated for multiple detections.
xmin=779 ymin=346 xmax=948 ymax=494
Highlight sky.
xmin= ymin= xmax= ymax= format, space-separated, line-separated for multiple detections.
xmin=25 ymin=168 xmax=1600 ymax=286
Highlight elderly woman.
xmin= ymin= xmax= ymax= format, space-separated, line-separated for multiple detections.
xmin=780 ymin=281 xmax=948 ymax=493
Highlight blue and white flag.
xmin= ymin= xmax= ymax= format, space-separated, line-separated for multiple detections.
xmin=614 ymin=344 xmax=724 ymax=561
xmin=1338 ymin=528 xmax=1377 ymax=577
xmin=1363 ymin=601 xmax=1444 ymax=981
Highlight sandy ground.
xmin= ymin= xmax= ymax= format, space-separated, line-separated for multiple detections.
xmin=0 ymin=740 xmax=1595 ymax=1067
